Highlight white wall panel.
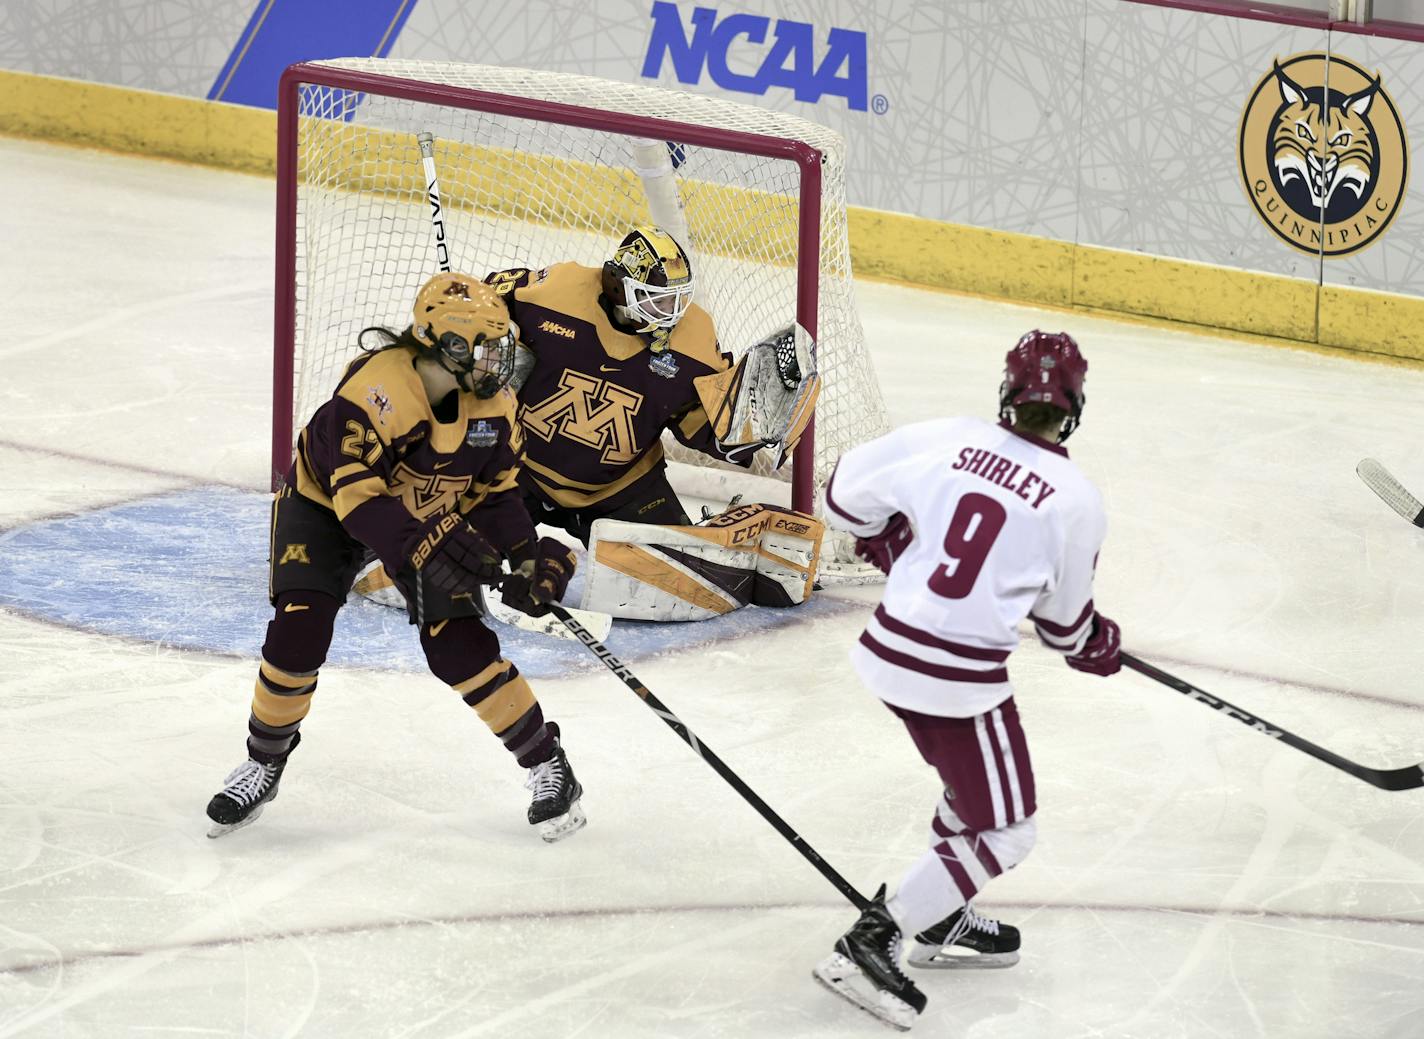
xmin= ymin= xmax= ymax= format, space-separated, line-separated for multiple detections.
xmin=1078 ymin=2 xmax=1328 ymax=280
xmin=1321 ymin=32 xmax=1424 ymax=293
xmin=2 ymin=1 xmax=1421 ymax=299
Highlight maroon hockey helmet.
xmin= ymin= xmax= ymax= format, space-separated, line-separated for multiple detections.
xmin=998 ymin=330 xmax=1088 ymax=441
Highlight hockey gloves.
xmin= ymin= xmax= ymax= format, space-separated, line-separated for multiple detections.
xmin=503 ymin=537 xmax=577 ymax=617
xmin=854 ymin=512 xmax=914 ymax=575
xmin=406 ymin=512 xmax=504 ymax=595
xmin=1065 ymin=613 xmax=1122 ymax=677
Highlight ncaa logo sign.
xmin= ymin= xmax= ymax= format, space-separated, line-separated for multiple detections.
xmin=641 ymin=2 xmax=871 ymax=112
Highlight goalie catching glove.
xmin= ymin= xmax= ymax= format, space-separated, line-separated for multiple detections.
xmin=502 ymin=537 xmax=577 ymax=618
xmin=695 ymin=324 xmax=820 ymax=469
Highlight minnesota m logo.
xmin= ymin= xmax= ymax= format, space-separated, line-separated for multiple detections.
xmin=391 ymin=464 xmax=470 ymax=520
xmin=522 ymin=370 xmax=644 ymax=465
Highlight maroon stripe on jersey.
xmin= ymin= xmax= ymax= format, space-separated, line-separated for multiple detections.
xmin=873 ymin=606 xmax=1011 ymax=662
xmin=935 ymin=841 xmax=982 ymax=901
xmin=1030 ymin=600 xmax=1094 ymax=638
xmin=985 ymin=713 xmax=1015 ymax=825
xmin=823 ymin=463 xmax=870 ymax=526
xmin=859 ymin=632 xmax=1008 ymax=683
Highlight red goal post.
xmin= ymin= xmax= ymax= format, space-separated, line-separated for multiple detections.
xmin=271 ymin=59 xmax=887 ymax=563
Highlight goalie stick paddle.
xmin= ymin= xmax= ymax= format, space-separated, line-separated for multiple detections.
xmin=1356 ymin=458 xmax=1424 ymax=528
xmin=1122 ymin=653 xmax=1424 ymax=791
xmin=548 ymin=604 xmax=872 ymax=910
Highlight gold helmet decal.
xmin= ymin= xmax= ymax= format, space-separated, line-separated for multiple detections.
xmin=608 ymin=226 xmax=695 ymax=346
xmin=1239 ymin=52 xmax=1408 ymax=257
xmin=412 ymin=274 xmax=509 ymax=348
xmin=411 ymin=273 xmax=516 ymax=397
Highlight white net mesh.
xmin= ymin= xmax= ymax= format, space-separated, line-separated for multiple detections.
xmin=288 ymin=58 xmax=888 ymax=561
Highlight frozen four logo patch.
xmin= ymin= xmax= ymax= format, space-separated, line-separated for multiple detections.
xmin=649 ymin=352 xmax=679 ymax=379
xmin=466 ymin=420 xmax=499 ymax=447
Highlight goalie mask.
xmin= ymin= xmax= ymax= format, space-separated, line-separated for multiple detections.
xmin=601 ymin=225 xmax=694 ymax=351
xmin=998 ymin=330 xmax=1087 ymax=442
xmin=411 ymin=274 xmax=516 ymax=398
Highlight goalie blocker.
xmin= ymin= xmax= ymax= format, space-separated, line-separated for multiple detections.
xmin=582 ymin=503 xmax=824 ymax=621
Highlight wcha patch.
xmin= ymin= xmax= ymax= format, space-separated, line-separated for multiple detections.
xmin=466 ymin=419 xmax=499 ymax=447
xmin=1238 ymin=52 xmax=1408 ymax=257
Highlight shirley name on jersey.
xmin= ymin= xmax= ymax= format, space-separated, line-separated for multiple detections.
xmin=952 ymin=448 xmax=1057 ymax=509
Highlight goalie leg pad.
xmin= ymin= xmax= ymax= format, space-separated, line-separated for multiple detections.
xmin=580 ymin=504 xmax=824 ymax=621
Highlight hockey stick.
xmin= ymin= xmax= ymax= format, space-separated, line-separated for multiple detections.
xmin=1122 ymin=652 xmax=1424 ymax=791
xmin=489 ymin=592 xmax=612 ymax=643
xmin=417 ymin=131 xmax=452 ymax=274
xmin=1356 ymin=458 xmax=1424 ymax=527
xmin=414 ymin=132 xmax=613 ymax=641
xmin=549 ymin=603 xmax=871 ymax=909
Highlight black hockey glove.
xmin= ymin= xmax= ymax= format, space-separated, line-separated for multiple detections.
xmin=405 ymin=512 xmax=504 ymax=594
xmin=502 ymin=537 xmax=577 ymax=617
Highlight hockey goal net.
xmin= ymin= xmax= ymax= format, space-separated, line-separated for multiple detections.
xmin=272 ymin=58 xmax=889 ymax=567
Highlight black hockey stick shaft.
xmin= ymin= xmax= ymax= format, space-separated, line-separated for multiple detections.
xmin=1122 ymin=652 xmax=1423 ymax=791
xmin=550 ymin=604 xmax=871 ymax=910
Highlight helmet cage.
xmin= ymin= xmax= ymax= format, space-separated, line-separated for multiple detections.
xmin=618 ymin=275 xmax=694 ymax=332
xmin=431 ymin=327 xmax=516 ymax=398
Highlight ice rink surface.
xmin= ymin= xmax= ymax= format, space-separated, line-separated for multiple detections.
xmin=2 ymin=138 xmax=1423 ymax=1038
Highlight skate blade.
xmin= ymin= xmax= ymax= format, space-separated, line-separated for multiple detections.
xmin=907 ymin=944 xmax=1020 ymax=970
xmin=206 ymin=803 xmax=265 ymax=840
xmin=536 ymin=800 xmax=586 ymax=843
xmin=812 ymin=953 xmax=919 ymax=1032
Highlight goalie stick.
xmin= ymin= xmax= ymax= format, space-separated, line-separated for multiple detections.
xmin=1356 ymin=458 xmax=1424 ymax=528
xmin=1122 ymin=653 xmax=1424 ymax=791
xmin=549 ymin=603 xmax=872 ymax=910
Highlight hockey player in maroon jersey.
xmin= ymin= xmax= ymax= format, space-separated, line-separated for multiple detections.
xmin=205 ymin=274 xmax=585 ymax=843
xmin=812 ymin=331 xmax=1122 ymax=1030
xmin=486 ymin=225 xmax=818 ymax=544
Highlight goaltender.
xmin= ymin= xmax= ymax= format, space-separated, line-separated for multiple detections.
xmin=481 ymin=226 xmax=827 ymax=620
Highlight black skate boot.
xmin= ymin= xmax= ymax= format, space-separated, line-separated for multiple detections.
xmin=907 ymin=903 xmax=1020 ymax=969
xmin=813 ymin=885 xmax=926 ymax=1031
xmin=525 ymin=726 xmax=585 ymax=843
xmin=205 ymin=733 xmax=299 ymax=839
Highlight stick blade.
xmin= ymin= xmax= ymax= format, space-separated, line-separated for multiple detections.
xmin=1357 ymin=458 xmax=1424 ymax=526
xmin=1367 ymin=763 xmax=1424 ymax=791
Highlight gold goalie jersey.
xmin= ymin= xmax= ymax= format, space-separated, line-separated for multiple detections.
xmin=289 ymin=343 xmax=533 ymax=572
xmin=486 ymin=263 xmax=747 ymax=509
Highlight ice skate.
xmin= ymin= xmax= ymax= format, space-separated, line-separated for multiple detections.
xmin=907 ymin=903 xmax=1021 ymax=969
xmin=205 ymin=734 xmax=298 ymax=838
xmin=526 ymin=731 xmax=585 ymax=843
xmin=813 ymin=885 xmax=926 ymax=1031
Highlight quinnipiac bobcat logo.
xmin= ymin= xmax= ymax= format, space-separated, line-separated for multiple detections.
xmin=1239 ymin=53 xmax=1408 ymax=257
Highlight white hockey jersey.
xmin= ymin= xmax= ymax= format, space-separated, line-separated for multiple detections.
xmin=826 ymin=417 xmax=1107 ymax=718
